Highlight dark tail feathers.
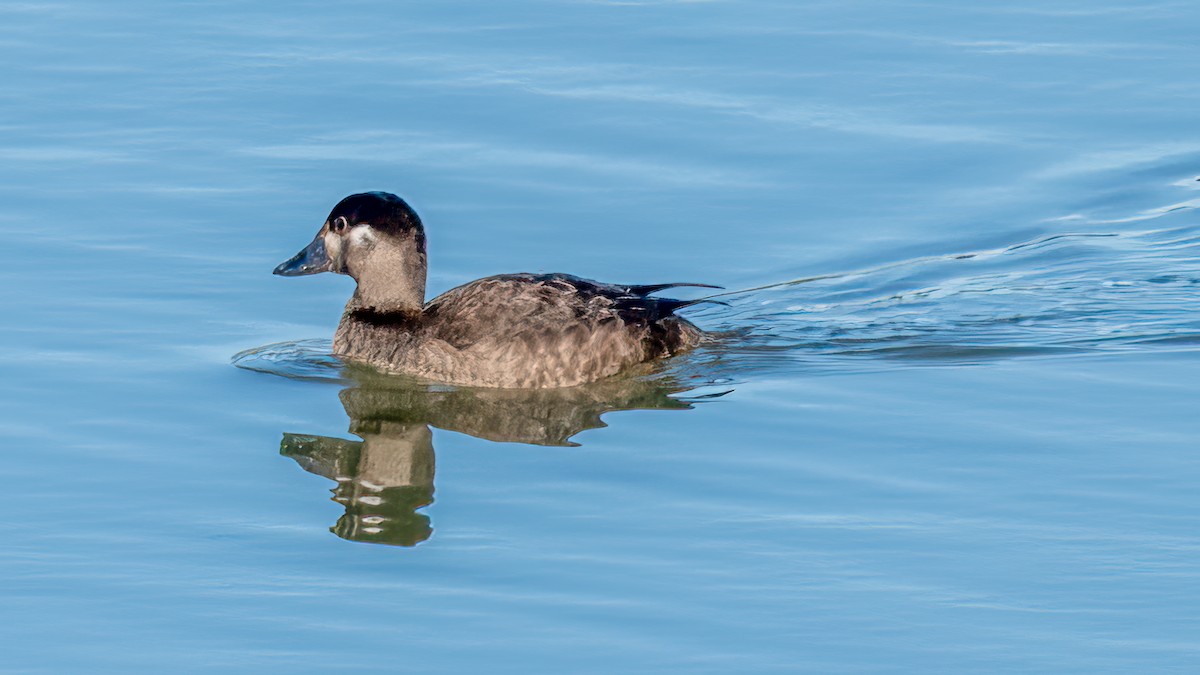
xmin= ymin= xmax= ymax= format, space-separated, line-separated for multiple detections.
xmin=612 ymin=282 xmax=725 ymax=322
xmin=648 ymin=296 xmax=728 ymax=316
xmin=623 ymin=282 xmax=722 ymax=296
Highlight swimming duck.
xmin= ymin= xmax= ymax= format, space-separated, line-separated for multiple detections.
xmin=274 ymin=191 xmax=715 ymax=388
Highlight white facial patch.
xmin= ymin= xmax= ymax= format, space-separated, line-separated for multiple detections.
xmin=326 ymin=224 xmax=377 ymax=267
xmin=350 ymin=224 xmax=379 ymax=247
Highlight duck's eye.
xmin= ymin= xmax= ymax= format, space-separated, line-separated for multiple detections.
xmin=331 ymin=216 xmax=349 ymax=233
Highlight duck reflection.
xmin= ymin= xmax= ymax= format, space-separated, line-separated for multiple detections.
xmin=280 ymin=367 xmax=717 ymax=547
xmin=282 ymin=417 xmax=436 ymax=547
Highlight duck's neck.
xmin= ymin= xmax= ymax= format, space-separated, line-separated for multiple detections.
xmin=346 ymin=260 xmax=427 ymax=315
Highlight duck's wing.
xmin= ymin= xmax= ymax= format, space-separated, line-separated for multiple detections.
xmin=421 ymin=273 xmax=712 ymax=388
xmin=422 ymin=274 xmax=622 ymax=349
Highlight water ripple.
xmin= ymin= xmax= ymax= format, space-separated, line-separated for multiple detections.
xmin=686 ymin=215 xmax=1200 ymax=376
xmin=232 ymin=339 xmax=347 ymax=383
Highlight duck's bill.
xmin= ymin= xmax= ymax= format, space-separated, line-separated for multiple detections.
xmin=274 ymin=234 xmax=331 ymax=276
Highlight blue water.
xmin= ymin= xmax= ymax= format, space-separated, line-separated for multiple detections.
xmin=5 ymin=1 xmax=1200 ymax=672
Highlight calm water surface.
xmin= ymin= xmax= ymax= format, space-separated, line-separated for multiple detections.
xmin=4 ymin=1 xmax=1200 ymax=672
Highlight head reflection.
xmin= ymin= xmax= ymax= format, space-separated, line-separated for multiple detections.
xmin=280 ymin=366 xmax=711 ymax=547
xmin=282 ymin=418 xmax=435 ymax=547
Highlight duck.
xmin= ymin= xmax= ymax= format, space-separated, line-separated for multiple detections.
xmin=274 ymin=191 xmax=716 ymax=388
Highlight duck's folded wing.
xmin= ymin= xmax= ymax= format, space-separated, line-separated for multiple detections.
xmin=422 ymin=273 xmax=706 ymax=387
xmin=423 ymin=274 xmax=628 ymax=350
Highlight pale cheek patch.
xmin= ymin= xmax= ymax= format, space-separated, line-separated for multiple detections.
xmin=350 ymin=225 xmax=379 ymax=247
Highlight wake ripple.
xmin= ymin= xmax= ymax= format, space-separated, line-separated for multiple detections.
xmin=683 ymin=212 xmax=1200 ymax=379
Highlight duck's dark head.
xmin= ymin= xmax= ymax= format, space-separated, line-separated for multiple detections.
xmin=275 ymin=191 xmax=428 ymax=312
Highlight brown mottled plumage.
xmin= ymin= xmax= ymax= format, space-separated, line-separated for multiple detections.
xmin=275 ymin=192 xmax=714 ymax=388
